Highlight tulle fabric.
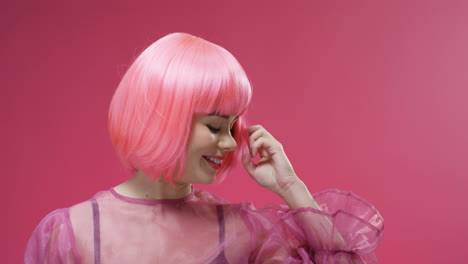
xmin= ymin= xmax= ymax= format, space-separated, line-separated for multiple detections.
xmin=24 ymin=188 xmax=384 ymax=264
xmin=24 ymin=209 xmax=79 ymax=264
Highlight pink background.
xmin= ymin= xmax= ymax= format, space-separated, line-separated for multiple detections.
xmin=3 ymin=1 xmax=468 ymax=263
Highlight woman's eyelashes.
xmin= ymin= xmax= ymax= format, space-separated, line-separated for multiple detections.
xmin=207 ymin=125 xmax=221 ymax=133
xmin=206 ymin=124 xmax=235 ymax=135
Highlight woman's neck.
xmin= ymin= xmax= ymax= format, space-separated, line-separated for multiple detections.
xmin=113 ymin=170 xmax=192 ymax=200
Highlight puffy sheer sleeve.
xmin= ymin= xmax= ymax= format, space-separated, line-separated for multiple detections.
xmin=24 ymin=208 xmax=79 ymax=264
xmin=241 ymin=189 xmax=384 ymax=264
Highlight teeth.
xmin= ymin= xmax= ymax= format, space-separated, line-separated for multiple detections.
xmin=207 ymin=157 xmax=221 ymax=165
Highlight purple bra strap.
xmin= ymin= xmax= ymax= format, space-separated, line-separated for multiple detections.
xmin=208 ymin=205 xmax=229 ymax=264
xmin=91 ymin=198 xmax=101 ymax=264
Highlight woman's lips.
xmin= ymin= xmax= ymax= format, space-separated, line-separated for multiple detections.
xmin=203 ymin=156 xmax=222 ymax=170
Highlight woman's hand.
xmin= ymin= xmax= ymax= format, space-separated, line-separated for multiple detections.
xmin=241 ymin=125 xmax=300 ymax=196
xmin=242 ymin=125 xmax=321 ymax=210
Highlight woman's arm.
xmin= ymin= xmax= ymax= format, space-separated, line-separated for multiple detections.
xmin=278 ymin=179 xmax=320 ymax=210
xmin=242 ymin=125 xmax=383 ymax=263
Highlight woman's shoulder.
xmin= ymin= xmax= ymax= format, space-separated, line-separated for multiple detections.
xmin=67 ymin=189 xmax=117 ymax=225
xmin=24 ymin=189 xmax=111 ymax=264
xmin=32 ymin=190 xmax=106 ymax=228
xmin=31 ymin=207 xmax=71 ymax=232
xmin=27 ymin=189 xmax=118 ymax=246
xmin=25 ymin=207 xmax=79 ymax=263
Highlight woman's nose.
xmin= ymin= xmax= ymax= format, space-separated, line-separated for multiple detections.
xmin=219 ymin=133 xmax=237 ymax=152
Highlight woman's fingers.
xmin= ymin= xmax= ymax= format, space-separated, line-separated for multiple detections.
xmin=251 ymin=137 xmax=264 ymax=158
xmin=251 ymin=137 xmax=273 ymax=161
xmin=248 ymin=126 xmax=266 ymax=157
xmin=247 ymin=125 xmax=282 ymax=160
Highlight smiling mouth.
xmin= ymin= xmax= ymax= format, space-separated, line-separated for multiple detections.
xmin=203 ymin=156 xmax=222 ymax=170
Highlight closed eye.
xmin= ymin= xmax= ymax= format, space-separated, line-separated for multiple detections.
xmin=207 ymin=125 xmax=221 ymax=133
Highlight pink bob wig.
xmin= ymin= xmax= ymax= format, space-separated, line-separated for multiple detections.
xmin=108 ymin=33 xmax=252 ymax=182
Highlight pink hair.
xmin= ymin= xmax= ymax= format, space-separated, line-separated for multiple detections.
xmin=108 ymin=33 xmax=252 ymax=182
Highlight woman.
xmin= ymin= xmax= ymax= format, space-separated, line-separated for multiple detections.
xmin=24 ymin=32 xmax=384 ymax=264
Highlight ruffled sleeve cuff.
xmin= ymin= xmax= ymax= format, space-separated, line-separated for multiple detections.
xmin=240 ymin=189 xmax=383 ymax=263
xmin=290 ymin=189 xmax=384 ymax=263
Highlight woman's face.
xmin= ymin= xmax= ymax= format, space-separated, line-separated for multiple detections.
xmin=180 ymin=113 xmax=239 ymax=184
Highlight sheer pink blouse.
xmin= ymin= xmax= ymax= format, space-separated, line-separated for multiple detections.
xmin=24 ymin=187 xmax=384 ymax=263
